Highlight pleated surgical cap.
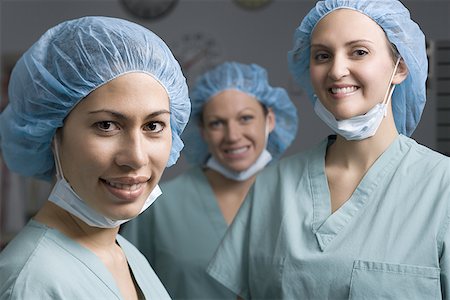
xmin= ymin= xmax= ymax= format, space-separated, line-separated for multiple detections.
xmin=0 ymin=16 xmax=191 ymax=181
xmin=287 ymin=0 xmax=428 ymax=136
xmin=182 ymin=61 xmax=298 ymax=165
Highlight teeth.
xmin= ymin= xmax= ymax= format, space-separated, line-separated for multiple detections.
xmin=331 ymin=86 xmax=358 ymax=94
xmin=106 ymin=181 xmax=142 ymax=191
xmin=225 ymin=147 xmax=247 ymax=154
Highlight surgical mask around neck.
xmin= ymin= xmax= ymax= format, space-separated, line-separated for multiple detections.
xmin=314 ymin=57 xmax=400 ymax=141
xmin=206 ymin=149 xmax=272 ymax=181
xmin=48 ymin=138 xmax=162 ymax=228
xmin=206 ymin=119 xmax=272 ymax=181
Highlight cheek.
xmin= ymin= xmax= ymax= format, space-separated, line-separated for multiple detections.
xmin=309 ymin=65 xmax=324 ymax=91
xmin=151 ymin=134 xmax=173 ymax=168
xmin=203 ymin=130 xmax=223 ymax=147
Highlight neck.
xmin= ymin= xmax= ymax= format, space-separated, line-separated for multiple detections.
xmin=327 ymin=109 xmax=399 ymax=171
xmin=34 ymin=201 xmax=119 ymax=250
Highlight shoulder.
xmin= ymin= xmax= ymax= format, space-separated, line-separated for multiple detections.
xmin=256 ymin=140 xmax=325 ymax=188
xmin=160 ymin=167 xmax=205 ymax=193
xmin=401 ymin=136 xmax=450 ymax=175
xmin=162 ymin=166 xmax=205 ymax=185
xmin=0 ymin=223 xmax=76 ymax=298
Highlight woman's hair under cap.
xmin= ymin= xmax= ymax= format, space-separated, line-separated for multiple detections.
xmin=182 ymin=61 xmax=298 ymax=165
xmin=287 ymin=0 xmax=428 ymax=136
xmin=0 ymin=16 xmax=191 ymax=181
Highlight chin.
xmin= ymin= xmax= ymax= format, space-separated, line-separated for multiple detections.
xmin=226 ymin=163 xmax=252 ymax=173
xmin=109 ymin=206 xmax=145 ymax=221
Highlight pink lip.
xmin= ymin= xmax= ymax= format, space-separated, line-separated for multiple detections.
xmin=222 ymin=145 xmax=251 ymax=160
xmin=101 ymin=176 xmax=149 ymax=202
xmin=328 ymin=84 xmax=359 ymax=100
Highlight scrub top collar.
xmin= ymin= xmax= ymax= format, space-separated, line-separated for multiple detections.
xmin=309 ymin=134 xmax=410 ymax=251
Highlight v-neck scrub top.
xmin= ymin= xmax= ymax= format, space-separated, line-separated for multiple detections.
xmin=122 ymin=167 xmax=235 ymax=299
xmin=207 ymin=135 xmax=450 ymax=299
xmin=0 ymin=219 xmax=170 ymax=299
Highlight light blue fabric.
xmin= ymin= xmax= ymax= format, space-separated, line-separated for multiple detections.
xmin=287 ymin=0 xmax=427 ymax=137
xmin=0 ymin=16 xmax=190 ymax=181
xmin=0 ymin=219 xmax=170 ymax=299
xmin=207 ymin=135 xmax=450 ymax=299
xmin=182 ymin=61 xmax=298 ymax=165
xmin=122 ymin=167 xmax=236 ymax=299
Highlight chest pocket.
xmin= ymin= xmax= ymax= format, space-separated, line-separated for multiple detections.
xmin=349 ymin=260 xmax=441 ymax=300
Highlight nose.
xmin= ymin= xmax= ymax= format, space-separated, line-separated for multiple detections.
xmin=224 ymin=121 xmax=242 ymax=143
xmin=328 ymin=55 xmax=350 ymax=80
xmin=115 ymin=131 xmax=149 ymax=169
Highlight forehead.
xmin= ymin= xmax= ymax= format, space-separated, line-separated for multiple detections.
xmin=69 ymin=72 xmax=170 ymax=116
xmin=203 ymin=89 xmax=263 ymax=116
xmin=311 ymin=8 xmax=388 ymax=45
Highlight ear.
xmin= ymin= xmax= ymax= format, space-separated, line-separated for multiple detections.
xmin=266 ymin=108 xmax=276 ymax=133
xmin=392 ymin=58 xmax=408 ymax=85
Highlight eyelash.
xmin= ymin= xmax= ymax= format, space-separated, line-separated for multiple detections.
xmin=353 ymin=49 xmax=368 ymax=56
xmin=207 ymin=115 xmax=255 ymax=129
xmin=94 ymin=121 xmax=166 ymax=134
xmin=144 ymin=121 xmax=165 ymax=133
xmin=313 ymin=49 xmax=369 ymax=62
xmin=95 ymin=121 xmax=117 ymax=132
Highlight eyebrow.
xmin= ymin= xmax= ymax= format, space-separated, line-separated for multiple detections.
xmin=204 ymin=107 xmax=258 ymax=119
xmin=88 ymin=109 xmax=170 ymax=120
xmin=311 ymin=39 xmax=375 ymax=48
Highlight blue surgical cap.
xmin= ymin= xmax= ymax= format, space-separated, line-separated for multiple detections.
xmin=287 ymin=0 xmax=427 ymax=136
xmin=182 ymin=61 xmax=298 ymax=165
xmin=0 ymin=16 xmax=191 ymax=181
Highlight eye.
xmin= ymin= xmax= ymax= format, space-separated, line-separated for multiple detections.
xmin=240 ymin=115 xmax=254 ymax=123
xmin=353 ymin=49 xmax=368 ymax=57
xmin=313 ymin=52 xmax=330 ymax=62
xmin=95 ymin=121 xmax=119 ymax=132
xmin=145 ymin=121 xmax=165 ymax=133
xmin=207 ymin=119 xmax=224 ymax=130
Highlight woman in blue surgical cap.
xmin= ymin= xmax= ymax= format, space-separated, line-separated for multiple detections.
xmin=0 ymin=16 xmax=190 ymax=299
xmin=122 ymin=61 xmax=298 ymax=299
xmin=207 ymin=1 xmax=450 ymax=299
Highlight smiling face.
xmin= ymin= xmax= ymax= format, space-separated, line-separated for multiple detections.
xmin=58 ymin=72 xmax=172 ymax=221
xmin=309 ymin=9 xmax=406 ymax=121
xmin=201 ymin=89 xmax=275 ymax=172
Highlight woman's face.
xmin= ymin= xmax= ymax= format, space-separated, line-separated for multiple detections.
xmin=309 ymin=9 xmax=406 ymax=120
xmin=201 ymin=89 xmax=275 ymax=172
xmin=59 ymin=72 xmax=171 ymax=221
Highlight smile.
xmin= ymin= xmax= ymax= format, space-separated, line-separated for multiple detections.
xmin=104 ymin=180 xmax=143 ymax=191
xmin=101 ymin=177 xmax=149 ymax=201
xmin=330 ymin=86 xmax=359 ymax=95
xmin=224 ymin=146 xmax=249 ymax=154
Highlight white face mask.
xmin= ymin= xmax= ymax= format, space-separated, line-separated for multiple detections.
xmin=48 ymin=138 xmax=162 ymax=228
xmin=314 ymin=57 xmax=400 ymax=141
xmin=206 ymin=118 xmax=272 ymax=181
xmin=206 ymin=149 xmax=272 ymax=181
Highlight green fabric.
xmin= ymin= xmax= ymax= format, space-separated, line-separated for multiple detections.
xmin=123 ymin=167 xmax=235 ymax=299
xmin=0 ymin=219 xmax=169 ymax=299
xmin=207 ymin=135 xmax=450 ymax=299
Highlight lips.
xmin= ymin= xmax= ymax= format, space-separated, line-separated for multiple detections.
xmin=223 ymin=146 xmax=250 ymax=159
xmin=101 ymin=177 xmax=149 ymax=202
xmin=330 ymin=86 xmax=359 ymax=94
xmin=224 ymin=146 xmax=249 ymax=155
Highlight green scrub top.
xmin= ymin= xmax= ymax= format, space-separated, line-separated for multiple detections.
xmin=0 ymin=219 xmax=170 ymax=299
xmin=122 ymin=167 xmax=236 ymax=299
xmin=207 ymin=135 xmax=450 ymax=299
